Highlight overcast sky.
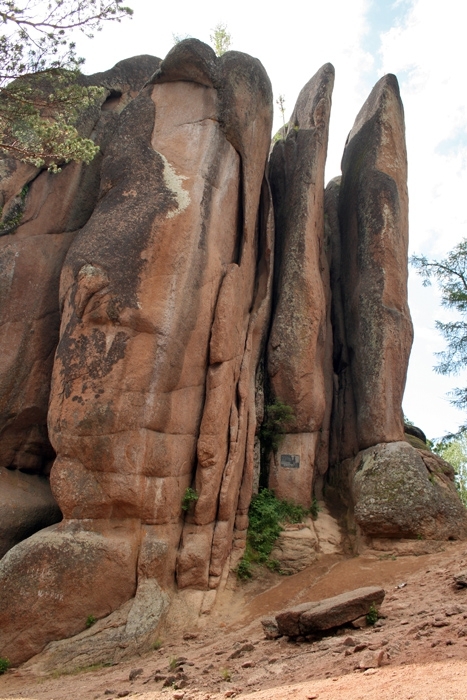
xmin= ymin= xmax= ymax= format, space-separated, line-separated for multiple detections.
xmin=76 ymin=0 xmax=467 ymax=440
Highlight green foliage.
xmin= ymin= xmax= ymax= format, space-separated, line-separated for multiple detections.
xmin=310 ymin=497 xmax=320 ymax=520
xmin=181 ymin=486 xmax=199 ymax=511
xmin=433 ymin=434 xmax=467 ymax=506
xmin=85 ymin=614 xmax=96 ymax=628
xmin=0 ymin=657 xmax=10 ymax=674
xmin=0 ymin=1 xmax=133 ymax=168
xmin=0 ymin=171 xmax=30 ymax=234
xmin=209 ymin=22 xmax=231 ymax=56
xmin=259 ymin=399 xmax=294 ymax=454
xmin=168 ymin=656 xmax=178 ymax=671
xmin=221 ymin=668 xmax=232 ymax=681
xmin=411 ymin=241 xmax=467 ymax=425
xmin=152 ymin=638 xmax=163 ymax=650
xmin=366 ymin=603 xmax=379 ymax=626
xmin=236 ymin=488 xmax=310 ymax=579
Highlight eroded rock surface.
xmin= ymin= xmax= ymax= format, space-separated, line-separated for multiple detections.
xmin=0 ymin=40 xmax=273 ymax=665
xmin=267 ymin=63 xmax=334 ymax=506
xmin=335 ymin=74 xmax=413 ymax=455
xmin=0 ymin=55 xmax=161 ymax=557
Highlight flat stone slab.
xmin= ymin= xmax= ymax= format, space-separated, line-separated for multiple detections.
xmin=275 ymin=586 xmax=385 ymax=637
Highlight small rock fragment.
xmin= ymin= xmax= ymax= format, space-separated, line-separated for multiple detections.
xmin=358 ymin=649 xmax=385 ymax=669
xmin=228 ymin=643 xmax=255 ymax=660
xmin=129 ymin=667 xmax=143 ymax=681
xmin=454 ymin=571 xmax=467 ymax=587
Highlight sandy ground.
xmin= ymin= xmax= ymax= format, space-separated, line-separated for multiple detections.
xmin=1 ymin=540 xmax=467 ymax=700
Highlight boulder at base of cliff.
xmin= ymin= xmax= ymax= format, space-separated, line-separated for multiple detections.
xmin=0 ymin=519 xmax=140 ymax=665
xmin=351 ymin=441 xmax=467 ymax=540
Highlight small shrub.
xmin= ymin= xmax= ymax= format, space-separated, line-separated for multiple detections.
xmin=366 ymin=603 xmax=379 ymax=626
xmin=152 ymin=638 xmax=163 ymax=650
xmin=310 ymin=497 xmax=320 ymax=520
xmin=85 ymin=614 xmax=96 ymax=628
xmin=0 ymin=657 xmax=10 ymax=674
xmin=236 ymin=489 xmax=309 ymax=580
xmin=181 ymin=486 xmax=199 ymax=511
xmin=259 ymin=400 xmax=294 ymax=454
xmin=235 ymin=557 xmax=253 ymax=580
xmin=169 ymin=656 xmax=178 ymax=671
xmin=221 ymin=668 xmax=231 ymax=681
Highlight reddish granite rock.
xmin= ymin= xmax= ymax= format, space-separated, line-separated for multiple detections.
xmin=0 ymin=40 xmax=273 ymax=662
xmin=0 ymin=518 xmax=140 ymax=666
xmin=337 ymin=74 xmax=413 ymax=452
xmin=267 ymin=63 xmax=334 ymax=506
xmin=0 ymin=56 xmax=161 ymax=556
xmin=275 ymin=586 xmax=385 ymax=637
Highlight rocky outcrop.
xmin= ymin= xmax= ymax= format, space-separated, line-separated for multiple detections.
xmin=0 ymin=40 xmax=273 ymax=665
xmin=267 ymin=64 xmax=334 ymax=506
xmin=0 ymin=45 xmax=465 ymax=671
xmin=335 ymin=75 xmax=413 ymax=455
xmin=0 ymin=55 xmax=161 ymax=555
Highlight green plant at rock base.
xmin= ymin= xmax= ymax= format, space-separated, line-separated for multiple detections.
xmin=310 ymin=497 xmax=320 ymax=520
xmin=366 ymin=603 xmax=379 ymax=626
xmin=259 ymin=399 xmax=294 ymax=455
xmin=0 ymin=657 xmax=10 ymax=674
xmin=181 ymin=486 xmax=199 ymax=511
xmin=152 ymin=638 xmax=163 ymax=650
xmin=221 ymin=668 xmax=232 ymax=681
xmin=85 ymin=614 xmax=96 ymax=628
xmin=235 ymin=488 xmax=310 ymax=580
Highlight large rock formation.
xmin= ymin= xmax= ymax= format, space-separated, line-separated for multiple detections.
xmin=267 ymin=63 xmax=334 ymax=506
xmin=332 ymin=74 xmax=413 ymax=457
xmin=0 ymin=45 xmax=465 ymax=671
xmin=0 ymin=55 xmax=161 ymax=557
xmin=0 ymin=39 xmax=273 ymax=665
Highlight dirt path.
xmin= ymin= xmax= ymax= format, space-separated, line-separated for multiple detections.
xmin=1 ymin=541 xmax=467 ymax=700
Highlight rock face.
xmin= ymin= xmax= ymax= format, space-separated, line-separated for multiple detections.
xmin=334 ymin=75 xmax=413 ymax=456
xmin=0 ymin=40 xmax=273 ymax=665
xmin=270 ymin=504 xmax=342 ymax=574
xmin=0 ymin=55 xmax=162 ymax=556
xmin=267 ymin=64 xmax=334 ymax=506
xmin=0 ymin=46 xmax=464 ymax=670
xmin=273 ymin=586 xmax=385 ymax=637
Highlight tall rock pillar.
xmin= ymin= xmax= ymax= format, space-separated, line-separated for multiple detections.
xmin=337 ymin=74 xmax=413 ymax=453
xmin=267 ymin=64 xmax=334 ymax=507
